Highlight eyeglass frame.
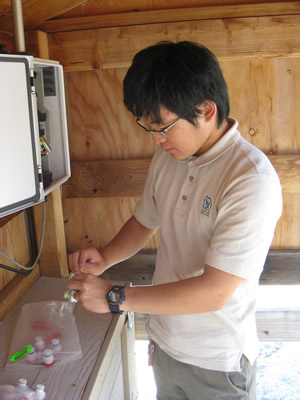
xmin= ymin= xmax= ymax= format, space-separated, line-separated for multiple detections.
xmin=135 ymin=106 xmax=196 ymax=139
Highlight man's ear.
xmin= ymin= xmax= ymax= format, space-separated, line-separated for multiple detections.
xmin=199 ymin=101 xmax=217 ymax=122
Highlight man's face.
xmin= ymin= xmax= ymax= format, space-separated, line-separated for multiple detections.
xmin=138 ymin=106 xmax=218 ymax=160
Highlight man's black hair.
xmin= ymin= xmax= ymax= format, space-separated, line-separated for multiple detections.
xmin=123 ymin=41 xmax=230 ymax=127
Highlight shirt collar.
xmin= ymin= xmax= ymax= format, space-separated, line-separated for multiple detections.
xmin=188 ymin=118 xmax=240 ymax=168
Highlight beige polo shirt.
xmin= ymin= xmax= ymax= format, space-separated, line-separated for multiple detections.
xmin=134 ymin=119 xmax=282 ymax=372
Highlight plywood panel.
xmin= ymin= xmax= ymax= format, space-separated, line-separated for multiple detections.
xmin=65 ymin=59 xmax=299 ymax=160
xmin=0 ymin=213 xmax=32 ymax=291
xmin=48 ymin=15 xmax=300 ymax=71
xmin=63 ymin=197 xmax=159 ymax=252
xmin=65 ymin=69 xmax=156 ymax=161
xmin=222 ymin=58 xmax=300 ymax=154
xmin=0 ymin=212 xmax=22 ymax=229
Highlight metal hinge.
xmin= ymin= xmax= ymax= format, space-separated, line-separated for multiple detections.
xmin=30 ymin=69 xmax=35 ymax=92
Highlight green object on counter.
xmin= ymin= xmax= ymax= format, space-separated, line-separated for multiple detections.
xmin=10 ymin=344 xmax=32 ymax=362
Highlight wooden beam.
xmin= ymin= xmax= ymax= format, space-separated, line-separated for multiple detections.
xmin=0 ymin=0 xmax=87 ymax=32
xmin=101 ymin=249 xmax=300 ymax=286
xmin=269 ymin=155 xmax=300 ymax=194
xmin=260 ymin=250 xmax=300 ymax=285
xmin=48 ymin=14 xmax=300 ymax=71
xmin=62 ymin=155 xmax=300 ymax=199
xmin=39 ymin=1 xmax=300 ymax=33
xmin=134 ymin=310 xmax=300 ymax=341
xmin=62 ymin=159 xmax=151 ymax=199
xmin=101 ymin=252 xmax=155 ymax=286
xmin=0 ymin=265 xmax=40 ymax=321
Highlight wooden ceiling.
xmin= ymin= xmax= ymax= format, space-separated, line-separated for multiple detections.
xmin=0 ymin=0 xmax=297 ymax=33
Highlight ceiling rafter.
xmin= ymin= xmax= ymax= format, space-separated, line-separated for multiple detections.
xmin=0 ymin=0 xmax=86 ymax=32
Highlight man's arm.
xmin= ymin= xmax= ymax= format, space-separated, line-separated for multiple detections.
xmin=121 ymin=264 xmax=242 ymax=314
xmin=68 ymin=216 xmax=156 ymax=275
xmin=68 ymin=264 xmax=243 ymax=314
xmin=101 ymin=215 xmax=156 ymax=269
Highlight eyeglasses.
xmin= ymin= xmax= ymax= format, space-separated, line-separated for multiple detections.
xmin=136 ymin=106 xmax=196 ymax=139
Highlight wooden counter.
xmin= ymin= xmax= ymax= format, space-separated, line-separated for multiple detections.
xmin=0 ymin=277 xmax=136 ymax=399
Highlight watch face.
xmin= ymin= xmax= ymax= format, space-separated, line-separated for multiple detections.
xmin=110 ymin=292 xmax=121 ymax=303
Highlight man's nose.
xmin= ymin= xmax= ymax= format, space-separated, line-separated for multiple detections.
xmin=152 ymin=133 xmax=166 ymax=144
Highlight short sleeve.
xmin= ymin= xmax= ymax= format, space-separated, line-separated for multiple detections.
xmin=205 ymin=174 xmax=282 ymax=279
xmin=134 ymin=152 xmax=161 ymax=229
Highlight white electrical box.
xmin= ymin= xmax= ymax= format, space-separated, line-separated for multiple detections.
xmin=0 ymin=54 xmax=70 ymax=217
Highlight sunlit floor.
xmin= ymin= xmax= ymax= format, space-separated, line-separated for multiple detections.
xmin=135 ymin=285 xmax=300 ymax=400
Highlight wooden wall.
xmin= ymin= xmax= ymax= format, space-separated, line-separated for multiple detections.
xmin=54 ymin=11 xmax=300 ymax=253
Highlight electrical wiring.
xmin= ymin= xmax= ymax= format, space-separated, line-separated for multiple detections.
xmin=0 ymin=263 xmax=32 ymax=275
xmin=0 ymin=201 xmax=46 ymax=272
xmin=26 ymin=206 xmax=38 ymax=265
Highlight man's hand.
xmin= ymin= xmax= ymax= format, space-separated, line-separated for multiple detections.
xmin=67 ymin=273 xmax=112 ymax=313
xmin=68 ymin=247 xmax=107 ymax=276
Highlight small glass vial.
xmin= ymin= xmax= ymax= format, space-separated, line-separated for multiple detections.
xmin=35 ymin=384 xmax=46 ymax=400
xmin=34 ymin=336 xmax=45 ymax=352
xmin=17 ymin=378 xmax=30 ymax=392
xmin=51 ymin=338 xmax=62 ymax=352
xmin=64 ymin=289 xmax=77 ymax=303
xmin=26 ymin=347 xmax=37 ymax=364
xmin=43 ymin=349 xmax=54 ymax=367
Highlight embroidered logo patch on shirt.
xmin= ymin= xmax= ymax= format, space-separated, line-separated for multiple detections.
xmin=201 ymin=195 xmax=212 ymax=217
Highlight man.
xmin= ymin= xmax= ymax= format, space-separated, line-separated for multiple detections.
xmin=68 ymin=41 xmax=282 ymax=399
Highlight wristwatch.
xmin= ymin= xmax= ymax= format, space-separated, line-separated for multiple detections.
xmin=106 ymin=285 xmax=126 ymax=314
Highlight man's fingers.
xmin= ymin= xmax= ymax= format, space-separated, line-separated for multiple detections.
xmin=78 ymin=249 xmax=91 ymax=270
xmin=67 ymin=276 xmax=83 ymax=291
xmin=68 ymin=252 xmax=81 ymax=272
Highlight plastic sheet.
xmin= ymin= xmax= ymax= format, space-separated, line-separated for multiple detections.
xmin=7 ymin=301 xmax=82 ymax=369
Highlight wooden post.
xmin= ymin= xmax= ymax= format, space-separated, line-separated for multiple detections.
xmin=28 ymin=30 xmax=69 ymax=277
xmin=33 ymin=188 xmax=69 ymax=277
xmin=26 ymin=30 xmax=50 ymax=58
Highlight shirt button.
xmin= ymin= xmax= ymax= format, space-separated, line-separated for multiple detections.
xmin=189 ymin=176 xmax=194 ymax=181
xmin=182 ymin=195 xmax=187 ymax=201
